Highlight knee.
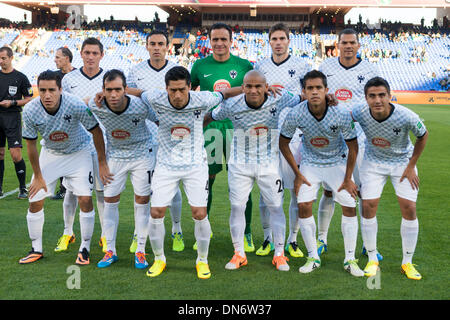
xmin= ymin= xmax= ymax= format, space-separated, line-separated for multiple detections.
xmin=78 ymin=196 xmax=93 ymax=212
xmin=0 ymin=148 xmax=5 ymax=160
xmin=400 ymin=201 xmax=416 ymax=220
xmin=29 ymin=200 xmax=44 ymax=213
xmin=298 ymin=202 xmax=313 ymax=218
xmin=10 ymin=148 xmax=23 ymax=163
xmin=151 ymin=207 xmax=166 ymax=219
xmin=191 ymin=207 xmax=207 ymax=220
xmin=135 ymin=195 xmax=149 ymax=204
xmin=324 ymin=190 xmax=333 ymax=197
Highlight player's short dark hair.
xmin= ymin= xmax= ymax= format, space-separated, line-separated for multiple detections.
xmin=103 ymin=69 xmax=127 ymax=88
xmin=338 ymin=28 xmax=359 ymax=43
xmin=81 ymin=37 xmax=104 ymax=54
xmin=165 ymin=66 xmax=191 ymax=87
xmin=0 ymin=46 xmax=13 ymax=57
xmin=302 ymin=70 xmax=327 ymax=88
xmin=364 ymin=76 xmax=391 ymax=96
xmin=57 ymin=47 xmax=73 ymax=63
xmin=146 ymin=30 xmax=169 ymax=46
xmin=37 ymin=70 xmax=62 ymax=88
xmin=209 ymin=23 xmax=233 ymax=41
xmin=269 ymin=23 xmax=290 ymax=40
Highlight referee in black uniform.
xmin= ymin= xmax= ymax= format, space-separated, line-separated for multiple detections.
xmin=0 ymin=46 xmax=33 ymax=198
xmin=51 ymin=47 xmax=76 ymax=199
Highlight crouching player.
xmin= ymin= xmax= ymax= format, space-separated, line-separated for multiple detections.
xmin=280 ymin=70 xmax=364 ymax=276
xmin=89 ymin=69 xmax=158 ymax=269
xmin=19 ymin=70 xmax=107 ymax=265
xmin=352 ymin=77 xmax=428 ymax=280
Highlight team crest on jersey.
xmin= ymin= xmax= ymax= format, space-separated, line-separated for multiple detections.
xmin=112 ymin=129 xmax=131 ymax=140
xmin=193 ymin=110 xmax=201 ymax=119
xmin=213 ymin=79 xmax=231 ymax=92
xmin=8 ymin=86 xmax=17 ymax=96
xmin=393 ymin=128 xmax=401 ymax=135
xmin=288 ymin=70 xmax=296 ymax=78
xmin=335 ymin=88 xmax=353 ymax=102
xmin=49 ymin=131 xmax=69 ymax=142
xmin=310 ymin=137 xmax=330 ymax=148
xmin=64 ymin=114 xmax=72 ymax=123
xmin=329 ymin=125 xmax=338 ymax=133
xmin=357 ymin=75 xmax=365 ymax=83
xmin=171 ymin=125 xmax=191 ymax=140
xmin=270 ymin=108 xmax=277 ymax=117
xmin=229 ymin=70 xmax=238 ymax=79
xmin=372 ymin=137 xmax=391 ymax=148
xmin=249 ymin=125 xmax=268 ymax=136
xmin=132 ymin=118 xmax=141 ymax=126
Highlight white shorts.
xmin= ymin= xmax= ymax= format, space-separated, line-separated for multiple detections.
xmin=360 ymin=160 xmax=419 ymax=202
xmin=228 ymin=162 xmax=283 ymax=207
xmin=151 ymin=163 xmax=208 ymax=208
xmin=103 ymin=158 xmax=154 ymax=198
xmin=90 ymin=151 xmax=104 ymax=192
xmin=29 ymin=147 xmax=94 ymax=202
xmin=279 ymin=139 xmax=302 ymax=190
xmin=297 ymin=163 xmax=356 ymax=207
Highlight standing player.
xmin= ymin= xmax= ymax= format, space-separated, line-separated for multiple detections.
xmin=352 ymin=77 xmax=428 ymax=280
xmin=56 ymin=37 xmax=108 ymax=253
xmin=19 ymin=70 xmax=107 ymax=265
xmin=140 ymin=66 xmax=238 ymax=279
xmin=205 ymin=70 xmax=302 ymax=272
xmin=89 ymin=70 xmax=157 ymax=269
xmin=280 ymin=70 xmax=364 ymax=276
xmin=52 ymin=47 xmax=76 ymax=200
xmin=127 ymin=30 xmax=184 ymax=253
xmin=190 ymin=23 xmax=255 ymax=252
xmin=0 ymin=46 xmax=33 ymax=198
xmin=317 ymin=29 xmax=382 ymax=259
xmin=254 ymin=23 xmax=310 ymax=258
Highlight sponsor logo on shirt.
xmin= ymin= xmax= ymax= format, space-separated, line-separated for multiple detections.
xmin=213 ymin=79 xmax=231 ymax=92
xmin=171 ymin=125 xmax=191 ymax=140
xmin=310 ymin=137 xmax=330 ymax=148
xmin=8 ymin=86 xmax=17 ymax=96
xmin=112 ymin=129 xmax=131 ymax=140
xmin=49 ymin=131 xmax=69 ymax=142
xmin=249 ymin=125 xmax=269 ymax=136
xmin=372 ymin=137 xmax=391 ymax=148
xmin=335 ymin=88 xmax=353 ymax=101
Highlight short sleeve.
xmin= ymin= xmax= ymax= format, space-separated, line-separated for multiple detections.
xmin=127 ymin=67 xmax=137 ymax=88
xmin=277 ymin=90 xmax=301 ymax=111
xmin=341 ymin=109 xmax=357 ymax=141
xmin=201 ymin=91 xmax=224 ymax=110
xmin=22 ymin=107 xmax=38 ymax=140
xmin=20 ymin=74 xmax=33 ymax=97
xmin=408 ymin=112 xmax=427 ymax=138
xmin=211 ymin=101 xmax=229 ymax=121
xmin=78 ymin=101 xmax=99 ymax=131
xmin=280 ymin=107 xmax=299 ymax=139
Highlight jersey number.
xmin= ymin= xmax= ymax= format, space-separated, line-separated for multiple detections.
xmin=276 ymin=179 xmax=283 ymax=193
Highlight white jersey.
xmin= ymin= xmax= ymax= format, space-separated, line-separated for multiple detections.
xmin=88 ymin=95 xmax=158 ymax=161
xmin=351 ymin=103 xmax=427 ymax=164
xmin=22 ymin=93 xmax=98 ymax=155
xmin=255 ymin=55 xmax=310 ymax=140
xmin=141 ymin=89 xmax=224 ymax=171
xmin=127 ymin=59 xmax=178 ymax=91
xmin=319 ymin=58 xmax=379 ymax=139
xmin=127 ymin=59 xmax=178 ymax=149
xmin=281 ymin=100 xmax=357 ymax=167
xmin=62 ymin=67 xmax=107 ymax=100
xmin=212 ymin=90 xmax=301 ymax=164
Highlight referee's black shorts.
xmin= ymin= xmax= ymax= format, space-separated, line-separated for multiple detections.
xmin=0 ymin=112 xmax=22 ymax=149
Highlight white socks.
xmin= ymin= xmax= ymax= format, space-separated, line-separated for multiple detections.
xmin=170 ymin=188 xmax=183 ymax=234
xmin=361 ymin=216 xmax=378 ymax=262
xmin=267 ymin=205 xmax=286 ymax=257
xmin=79 ymin=209 xmax=95 ymax=252
xmin=103 ymin=201 xmax=120 ymax=255
xmin=341 ymin=215 xmax=358 ymax=262
xmin=95 ymin=190 xmax=105 ymax=238
xmin=229 ymin=204 xmax=246 ymax=257
xmin=401 ymin=218 xmax=419 ymax=265
xmin=149 ymin=216 xmax=166 ymax=262
xmin=299 ymin=216 xmax=319 ymax=260
xmin=258 ymin=198 xmax=272 ymax=243
xmin=62 ymin=190 xmax=78 ymax=236
xmin=194 ymin=216 xmax=211 ymax=264
xmin=27 ymin=209 xmax=44 ymax=253
xmin=287 ymin=189 xmax=300 ymax=244
xmin=135 ymin=202 xmax=150 ymax=253
xmin=317 ymin=194 xmax=335 ymax=244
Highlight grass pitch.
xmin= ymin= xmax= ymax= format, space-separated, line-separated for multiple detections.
xmin=0 ymin=104 xmax=449 ymax=300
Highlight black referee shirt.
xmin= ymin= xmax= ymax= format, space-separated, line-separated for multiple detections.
xmin=0 ymin=69 xmax=33 ymax=113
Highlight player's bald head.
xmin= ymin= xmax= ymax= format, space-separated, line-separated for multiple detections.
xmin=243 ymin=70 xmax=267 ymax=84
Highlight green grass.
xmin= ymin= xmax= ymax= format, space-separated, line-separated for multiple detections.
xmin=0 ymin=104 xmax=449 ymax=300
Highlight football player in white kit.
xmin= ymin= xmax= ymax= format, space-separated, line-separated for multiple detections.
xmin=351 ymin=77 xmax=428 ymax=280
xmin=137 ymin=66 xmax=240 ymax=279
xmin=317 ymin=29 xmax=382 ymax=260
xmin=280 ymin=70 xmax=364 ymax=276
xmin=254 ymin=23 xmax=311 ymax=258
xmin=56 ymin=37 xmax=109 ymax=253
xmin=205 ymin=70 xmax=302 ymax=272
xmin=19 ymin=70 xmax=107 ymax=265
xmin=127 ymin=31 xmax=185 ymax=253
xmin=89 ymin=70 xmax=158 ymax=269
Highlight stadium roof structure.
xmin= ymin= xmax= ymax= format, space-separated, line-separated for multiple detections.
xmin=1 ymin=0 xmax=447 ymax=6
